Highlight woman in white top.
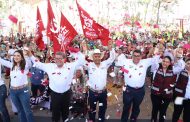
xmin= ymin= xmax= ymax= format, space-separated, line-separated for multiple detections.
xmin=0 ymin=50 xmax=34 ymax=122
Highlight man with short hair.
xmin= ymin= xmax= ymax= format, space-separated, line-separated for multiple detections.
xmin=29 ymin=50 xmax=85 ymax=122
xmin=117 ymin=49 xmax=160 ymax=122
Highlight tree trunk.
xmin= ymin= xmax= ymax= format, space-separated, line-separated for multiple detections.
xmin=144 ymin=0 xmax=151 ymax=24
xmin=107 ymin=0 xmax=109 ymax=26
xmin=156 ymin=0 xmax=161 ymax=24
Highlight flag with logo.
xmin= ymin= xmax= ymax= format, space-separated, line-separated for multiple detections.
xmin=76 ymin=0 xmax=110 ymax=45
xmin=47 ymin=0 xmax=60 ymax=52
xmin=57 ymin=12 xmax=78 ymax=51
xmin=35 ymin=6 xmax=45 ymax=50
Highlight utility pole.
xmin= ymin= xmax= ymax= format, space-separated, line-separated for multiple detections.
xmin=176 ymin=18 xmax=186 ymax=34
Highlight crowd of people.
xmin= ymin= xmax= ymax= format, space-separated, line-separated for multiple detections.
xmin=0 ymin=30 xmax=190 ymax=122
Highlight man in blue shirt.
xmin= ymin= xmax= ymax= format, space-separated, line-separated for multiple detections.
xmin=30 ymin=56 xmax=45 ymax=97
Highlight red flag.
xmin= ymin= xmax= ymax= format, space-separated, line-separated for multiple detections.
xmin=58 ymin=12 xmax=78 ymax=49
xmin=93 ymin=23 xmax=110 ymax=46
xmin=47 ymin=0 xmax=60 ymax=53
xmin=8 ymin=15 xmax=18 ymax=24
xmin=76 ymin=0 xmax=110 ymax=46
xmin=76 ymin=0 xmax=98 ymax=39
xmin=134 ymin=21 xmax=141 ymax=27
xmin=34 ymin=7 xmax=45 ymax=50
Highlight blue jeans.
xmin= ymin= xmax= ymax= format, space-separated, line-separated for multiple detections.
xmin=0 ymin=84 xmax=10 ymax=122
xmin=88 ymin=89 xmax=107 ymax=122
xmin=121 ymin=86 xmax=145 ymax=122
xmin=10 ymin=86 xmax=34 ymax=122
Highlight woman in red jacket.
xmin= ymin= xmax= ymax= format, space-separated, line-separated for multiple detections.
xmin=150 ymin=56 xmax=184 ymax=122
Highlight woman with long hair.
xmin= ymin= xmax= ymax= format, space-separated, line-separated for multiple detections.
xmin=0 ymin=50 xmax=34 ymax=122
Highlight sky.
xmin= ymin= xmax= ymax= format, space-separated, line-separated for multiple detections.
xmin=1 ymin=0 xmax=190 ymax=35
xmin=177 ymin=0 xmax=190 ymax=17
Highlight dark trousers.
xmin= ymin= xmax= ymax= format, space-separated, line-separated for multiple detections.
xmin=71 ymin=98 xmax=87 ymax=117
xmin=172 ymin=99 xmax=190 ymax=122
xmin=172 ymin=101 xmax=183 ymax=122
xmin=0 ymin=113 xmax=2 ymax=122
xmin=183 ymin=99 xmax=190 ymax=122
xmin=31 ymin=84 xmax=45 ymax=97
xmin=0 ymin=84 xmax=10 ymax=122
xmin=51 ymin=89 xmax=71 ymax=122
xmin=121 ymin=86 xmax=145 ymax=122
xmin=88 ymin=89 xmax=107 ymax=122
xmin=151 ymin=94 xmax=171 ymax=122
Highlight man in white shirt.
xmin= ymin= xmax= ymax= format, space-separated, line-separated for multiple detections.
xmin=30 ymin=51 xmax=85 ymax=122
xmin=85 ymin=41 xmax=115 ymax=122
xmin=117 ymin=49 xmax=159 ymax=122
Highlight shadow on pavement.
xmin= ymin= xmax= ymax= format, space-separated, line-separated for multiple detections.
xmin=11 ymin=116 xmax=172 ymax=122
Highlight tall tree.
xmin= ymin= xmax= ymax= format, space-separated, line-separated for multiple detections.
xmin=154 ymin=0 xmax=179 ymax=24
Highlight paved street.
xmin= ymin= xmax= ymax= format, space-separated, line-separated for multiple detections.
xmin=7 ymin=78 xmax=174 ymax=122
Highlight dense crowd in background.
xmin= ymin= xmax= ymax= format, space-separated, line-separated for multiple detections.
xmin=0 ymin=30 xmax=190 ymax=122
